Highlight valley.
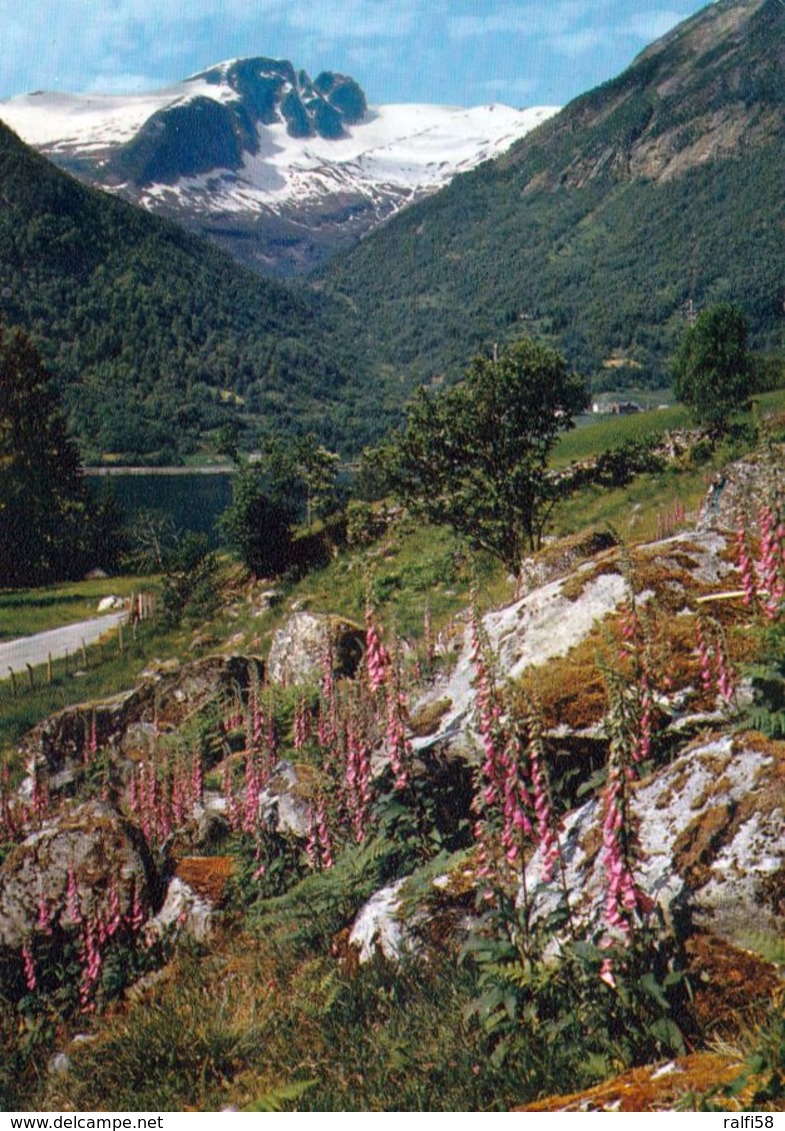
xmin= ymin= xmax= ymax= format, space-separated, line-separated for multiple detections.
xmin=1 ymin=0 xmax=785 ymax=1115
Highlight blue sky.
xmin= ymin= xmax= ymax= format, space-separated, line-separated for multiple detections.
xmin=0 ymin=1 xmax=712 ymax=107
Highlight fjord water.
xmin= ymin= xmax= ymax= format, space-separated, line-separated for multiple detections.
xmin=87 ymin=471 xmax=233 ymax=545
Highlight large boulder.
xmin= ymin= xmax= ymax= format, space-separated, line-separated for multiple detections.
xmin=410 ymin=527 xmax=738 ymax=764
xmin=267 ymin=611 xmax=364 ymax=686
xmin=0 ymin=800 xmax=159 ymax=951
xmin=522 ymin=732 xmax=785 ymax=946
xmin=257 ymin=760 xmax=318 ymax=838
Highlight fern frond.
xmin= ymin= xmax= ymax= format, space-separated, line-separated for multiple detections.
xmin=242 ymin=1078 xmax=316 ymax=1111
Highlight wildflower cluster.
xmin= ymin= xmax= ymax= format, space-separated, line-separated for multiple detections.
xmin=614 ymin=593 xmax=667 ymax=766
xmin=656 ymin=498 xmax=687 ymax=540
xmin=695 ymin=615 xmax=736 ymax=705
xmin=17 ymin=870 xmax=150 ymax=1013
xmin=468 ymin=611 xmax=563 ymax=909
xmin=0 ymin=763 xmax=56 ymax=844
xmin=304 ymin=796 xmax=334 ymax=870
xmin=127 ymin=750 xmax=205 ymax=846
xmin=734 ymin=501 xmax=785 ymax=619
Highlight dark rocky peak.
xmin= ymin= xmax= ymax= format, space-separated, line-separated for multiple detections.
xmin=108 ymin=56 xmax=368 ymax=186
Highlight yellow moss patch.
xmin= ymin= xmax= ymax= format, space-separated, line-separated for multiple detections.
xmin=560 ymin=557 xmax=623 ymax=602
xmin=518 ymin=1052 xmax=745 ymax=1112
xmin=516 ymin=625 xmax=610 ymax=731
xmin=408 ymin=697 xmax=453 ymax=737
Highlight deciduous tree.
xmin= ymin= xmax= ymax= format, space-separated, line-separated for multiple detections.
xmin=672 ymin=304 xmax=751 ymax=432
xmin=378 ymin=337 xmax=586 ymax=573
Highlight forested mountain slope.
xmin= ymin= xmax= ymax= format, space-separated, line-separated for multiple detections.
xmin=0 ymin=58 xmax=555 ymax=277
xmin=318 ymin=0 xmax=785 ymax=389
xmin=0 ymin=120 xmax=377 ymax=462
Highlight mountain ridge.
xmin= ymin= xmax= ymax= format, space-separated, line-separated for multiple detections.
xmin=0 ymin=116 xmax=383 ymax=462
xmin=0 ymin=58 xmax=557 ymax=275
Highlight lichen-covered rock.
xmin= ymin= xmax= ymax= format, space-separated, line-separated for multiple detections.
xmin=0 ymin=800 xmax=159 ymax=951
xmin=267 ymin=611 xmax=364 ymax=686
xmin=258 ymin=760 xmax=320 ymax=837
xmin=348 ymin=850 xmax=480 ymax=966
xmin=348 ymin=879 xmax=412 ymax=962
xmin=696 ymin=447 xmax=785 ymax=532
xmin=148 ymin=877 xmax=215 ymax=942
xmin=18 ymin=654 xmax=263 ymax=779
xmin=411 ymin=528 xmax=740 ymax=762
xmin=410 ymin=556 xmax=630 ymax=760
xmin=522 ymin=733 xmax=785 ymax=947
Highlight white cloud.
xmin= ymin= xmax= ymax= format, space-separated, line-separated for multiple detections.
xmin=284 ymin=1 xmax=420 ymax=40
xmin=550 ymin=27 xmax=607 ymax=58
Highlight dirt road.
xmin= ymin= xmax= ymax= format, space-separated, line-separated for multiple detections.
xmin=0 ymin=612 xmax=127 ymax=678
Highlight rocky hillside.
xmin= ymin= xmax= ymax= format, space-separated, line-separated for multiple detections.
xmin=0 ymin=58 xmax=556 ymax=275
xmin=2 ymin=446 xmax=784 ymax=1110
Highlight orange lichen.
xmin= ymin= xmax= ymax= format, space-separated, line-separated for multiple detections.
xmin=673 ymin=803 xmax=737 ymax=891
xmin=685 ymin=932 xmax=784 ymax=1035
xmin=174 ymin=856 xmax=235 ymax=906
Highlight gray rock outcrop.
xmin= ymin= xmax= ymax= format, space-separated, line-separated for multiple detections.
xmin=0 ymin=800 xmax=159 ymax=951
xmin=267 ymin=611 xmax=364 ymax=686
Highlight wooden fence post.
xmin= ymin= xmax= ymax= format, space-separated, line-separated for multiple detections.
xmin=26 ymin=663 xmax=34 ymax=690
xmin=8 ymin=667 xmax=17 ymax=697
xmin=47 ymin=653 xmax=53 ymax=683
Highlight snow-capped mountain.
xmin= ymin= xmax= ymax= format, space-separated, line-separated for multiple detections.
xmin=0 ymin=58 xmax=558 ymax=275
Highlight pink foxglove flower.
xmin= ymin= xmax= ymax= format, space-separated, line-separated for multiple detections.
xmin=66 ymin=863 xmax=82 ymax=925
xmin=735 ymin=520 xmax=758 ymax=607
xmin=757 ymin=504 xmax=785 ymax=619
xmin=21 ymin=943 xmax=36 ymax=992
xmin=599 ymin=957 xmax=616 ymax=988
xmin=36 ymin=891 xmax=53 ymax=935
xmin=293 ymin=698 xmax=311 ymax=750
xmin=385 ymin=686 xmax=411 ymax=790
xmin=528 ymin=733 xmax=559 ymax=885
xmin=365 ymin=606 xmax=390 ymax=692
